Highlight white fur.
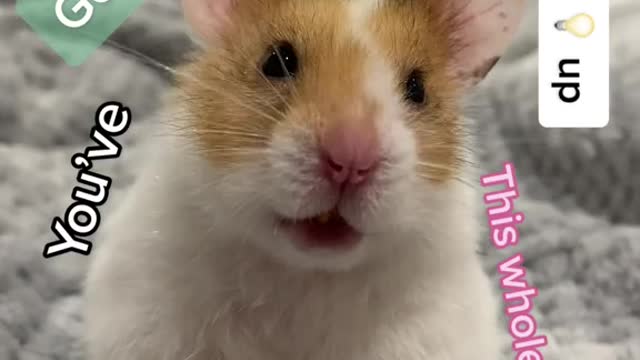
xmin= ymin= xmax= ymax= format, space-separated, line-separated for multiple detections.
xmin=85 ymin=133 xmax=501 ymax=360
xmin=84 ymin=2 xmax=503 ymax=359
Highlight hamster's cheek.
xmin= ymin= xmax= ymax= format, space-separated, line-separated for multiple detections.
xmin=261 ymin=124 xmax=338 ymax=218
xmin=351 ymin=111 xmax=464 ymax=238
xmin=205 ymin=165 xmax=272 ymax=218
xmin=350 ymin=114 xmax=419 ymax=221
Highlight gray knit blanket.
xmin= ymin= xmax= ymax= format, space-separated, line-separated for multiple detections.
xmin=1 ymin=1 xmax=639 ymax=359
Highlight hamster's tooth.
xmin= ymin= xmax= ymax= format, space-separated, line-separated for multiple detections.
xmin=318 ymin=212 xmax=331 ymax=224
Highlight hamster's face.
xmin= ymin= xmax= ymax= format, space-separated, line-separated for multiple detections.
xmin=178 ymin=0 xmax=525 ymax=271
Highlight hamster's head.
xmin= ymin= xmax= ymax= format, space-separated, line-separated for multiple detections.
xmin=178 ymin=0 xmax=526 ymax=271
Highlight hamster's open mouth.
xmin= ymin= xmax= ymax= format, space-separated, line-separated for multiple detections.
xmin=278 ymin=208 xmax=362 ymax=250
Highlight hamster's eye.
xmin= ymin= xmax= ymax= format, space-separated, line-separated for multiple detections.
xmin=262 ymin=42 xmax=298 ymax=79
xmin=404 ymin=70 xmax=427 ymax=105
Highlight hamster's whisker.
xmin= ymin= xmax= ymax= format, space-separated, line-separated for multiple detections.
xmin=167 ymin=121 xmax=268 ymax=138
xmin=419 ymin=147 xmax=478 ymax=168
xmin=291 ymin=181 xmax=323 ymax=222
xmin=190 ymin=128 xmax=271 ymax=141
xmin=195 ymin=148 xmax=266 ymax=156
xmin=420 ymin=173 xmax=476 ymax=191
xmin=110 ymin=39 xmax=281 ymax=129
xmin=413 ymin=126 xmax=475 ymax=138
xmin=193 ymin=171 xmax=266 ymax=201
xmin=107 ymin=38 xmax=288 ymax=127
xmin=200 ymin=51 xmax=292 ymax=123
xmin=252 ymin=62 xmax=293 ymax=116
xmin=183 ymin=81 xmax=284 ymax=125
xmin=415 ymin=162 xmax=476 ymax=190
xmin=273 ymin=48 xmax=303 ymax=102
xmin=190 ymin=148 xmax=268 ymax=163
xmin=227 ymin=196 xmax=260 ymax=226
xmin=194 ymin=151 xmax=266 ymax=160
xmin=422 ymin=142 xmax=474 ymax=152
xmin=195 ymin=152 xmax=265 ymax=160
xmin=193 ymin=129 xmax=271 ymax=140
xmin=191 ymin=139 xmax=270 ymax=149
xmin=168 ymin=59 xmax=284 ymax=125
xmin=415 ymin=160 xmax=463 ymax=173
xmin=215 ymin=46 xmax=292 ymax=120
xmin=104 ymin=38 xmax=178 ymax=75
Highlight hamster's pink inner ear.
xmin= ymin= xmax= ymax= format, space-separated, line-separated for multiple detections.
xmin=439 ymin=0 xmax=527 ymax=87
xmin=182 ymin=0 xmax=234 ymax=43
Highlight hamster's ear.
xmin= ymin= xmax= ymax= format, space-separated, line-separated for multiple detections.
xmin=436 ymin=0 xmax=527 ymax=87
xmin=182 ymin=0 xmax=235 ymax=43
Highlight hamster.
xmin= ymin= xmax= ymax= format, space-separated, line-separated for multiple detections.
xmin=84 ymin=0 xmax=526 ymax=359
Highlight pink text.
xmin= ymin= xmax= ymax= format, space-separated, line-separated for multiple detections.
xmin=481 ymin=162 xmax=548 ymax=360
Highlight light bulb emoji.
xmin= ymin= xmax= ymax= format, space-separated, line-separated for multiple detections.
xmin=555 ymin=13 xmax=595 ymax=38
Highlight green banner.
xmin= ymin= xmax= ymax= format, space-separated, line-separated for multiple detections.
xmin=17 ymin=0 xmax=144 ymax=66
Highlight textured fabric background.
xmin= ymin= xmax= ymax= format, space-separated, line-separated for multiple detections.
xmin=0 ymin=1 xmax=639 ymax=359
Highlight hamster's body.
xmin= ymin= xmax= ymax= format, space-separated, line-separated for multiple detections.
xmin=85 ymin=0 xmax=526 ymax=359
xmin=86 ymin=132 xmax=498 ymax=360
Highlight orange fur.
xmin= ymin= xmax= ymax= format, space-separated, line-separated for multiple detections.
xmin=369 ymin=1 xmax=465 ymax=182
xmin=177 ymin=0 xmax=465 ymax=182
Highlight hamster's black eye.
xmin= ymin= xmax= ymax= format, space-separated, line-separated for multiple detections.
xmin=405 ymin=70 xmax=427 ymax=105
xmin=262 ymin=42 xmax=298 ymax=79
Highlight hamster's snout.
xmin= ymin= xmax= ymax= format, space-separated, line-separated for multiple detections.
xmin=319 ymin=119 xmax=381 ymax=188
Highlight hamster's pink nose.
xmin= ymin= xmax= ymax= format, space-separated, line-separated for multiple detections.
xmin=320 ymin=121 xmax=381 ymax=186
